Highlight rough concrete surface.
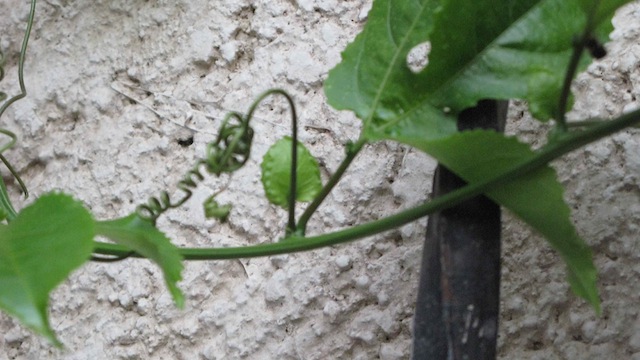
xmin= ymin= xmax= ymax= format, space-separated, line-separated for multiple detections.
xmin=0 ymin=0 xmax=638 ymax=359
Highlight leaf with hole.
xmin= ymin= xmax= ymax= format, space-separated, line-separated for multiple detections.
xmin=0 ymin=193 xmax=94 ymax=346
xmin=325 ymin=0 xmax=632 ymax=133
xmin=261 ymin=136 xmax=322 ymax=209
xmin=323 ymin=0 xmax=632 ymax=312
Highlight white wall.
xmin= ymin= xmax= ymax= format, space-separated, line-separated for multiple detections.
xmin=0 ymin=1 xmax=638 ymax=359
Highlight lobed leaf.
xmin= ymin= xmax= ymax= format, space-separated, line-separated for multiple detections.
xmin=400 ymin=130 xmax=599 ymax=311
xmin=0 ymin=193 xmax=95 ymax=345
xmin=95 ymin=214 xmax=184 ymax=308
xmin=324 ymin=0 xmax=631 ymax=312
xmin=261 ymin=136 xmax=322 ymax=209
xmin=326 ymin=0 xmax=632 ymax=131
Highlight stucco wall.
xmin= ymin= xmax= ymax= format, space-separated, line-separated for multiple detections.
xmin=0 ymin=1 xmax=639 ymax=359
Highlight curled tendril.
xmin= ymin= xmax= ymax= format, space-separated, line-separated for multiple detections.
xmin=137 ymin=161 xmax=208 ymax=222
xmin=137 ymin=105 xmax=254 ymax=223
xmin=0 ymin=50 xmax=6 ymax=102
xmin=204 ymin=112 xmax=254 ymax=175
xmin=0 ymin=130 xmax=28 ymax=198
xmin=0 ymin=0 xmax=37 ymax=200
xmin=137 ymin=89 xmax=298 ymax=225
xmin=203 ymin=194 xmax=232 ymax=222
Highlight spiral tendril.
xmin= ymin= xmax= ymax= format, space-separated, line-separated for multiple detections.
xmin=137 ymin=89 xmax=298 ymax=225
xmin=137 ymin=109 xmax=254 ymax=223
xmin=0 ymin=0 xmax=37 ymax=200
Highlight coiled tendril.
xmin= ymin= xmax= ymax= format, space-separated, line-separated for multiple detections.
xmin=136 ymin=111 xmax=253 ymax=223
xmin=0 ymin=50 xmax=7 ymax=102
xmin=0 ymin=0 xmax=37 ymax=201
xmin=0 ymin=52 xmax=26 ymax=197
xmin=204 ymin=112 xmax=254 ymax=176
xmin=137 ymin=89 xmax=297 ymax=224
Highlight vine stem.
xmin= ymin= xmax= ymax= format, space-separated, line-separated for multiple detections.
xmin=92 ymin=106 xmax=640 ymax=260
xmin=0 ymin=0 xmax=35 ymax=118
xmin=233 ymin=89 xmax=298 ymax=233
xmin=0 ymin=176 xmax=17 ymax=220
xmin=296 ymin=138 xmax=366 ymax=234
xmin=0 ymin=130 xmax=25 ymax=199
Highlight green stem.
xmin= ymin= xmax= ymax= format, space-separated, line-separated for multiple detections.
xmin=91 ymin=107 xmax=640 ymax=260
xmin=288 ymin=104 xmax=297 ymax=235
xmin=296 ymin=138 xmax=366 ymax=234
xmin=0 ymin=0 xmax=36 ymax=199
xmin=243 ymin=89 xmax=298 ymax=234
xmin=567 ymin=120 xmax=604 ymax=128
xmin=0 ymin=129 xmax=17 ymax=153
xmin=557 ymin=1 xmax=600 ymax=132
xmin=0 ymin=0 xmax=35 ymax=118
xmin=0 ymin=176 xmax=17 ymax=221
xmin=0 ymin=131 xmax=28 ymax=200
xmin=557 ymin=39 xmax=584 ymax=132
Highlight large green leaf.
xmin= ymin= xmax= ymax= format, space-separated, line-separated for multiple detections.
xmin=261 ymin=136 xmax=322 ymax=209
xmin=324 ymin=0 xmax=629 ymax=311
xmin=401 ymin=130 xmax=599 ymax=311
xmin=325 ymin=0 xmax=631 ymax=131
xmin=95 ymin=214 xmax=184 ymax=308
xmin=0 ymin=193 xmax=94 ymax=345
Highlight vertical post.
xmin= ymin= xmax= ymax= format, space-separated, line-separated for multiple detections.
xmin=412 ymin=100 xmax=508 ymax=359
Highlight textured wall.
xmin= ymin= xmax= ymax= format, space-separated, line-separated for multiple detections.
xmin=0 ymin=1 xmax=638 ymax=359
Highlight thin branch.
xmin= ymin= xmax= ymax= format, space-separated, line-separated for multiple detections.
xmin=242 ymin=89 xmax=299 ymax=234
xmin=557 ymin=1 xmax=601 ymax=131
xmin=296 ymin=138 xmax=366 ymax=234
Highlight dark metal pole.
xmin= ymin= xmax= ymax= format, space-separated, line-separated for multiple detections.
xmin=412 ymin=100 xmax=508 ymax=359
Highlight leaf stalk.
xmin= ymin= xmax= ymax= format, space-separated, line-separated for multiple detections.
xmin=557 ymin=1 xmax=602 ymax=132
xmin=295 ymin=137 xmax=366 ymax=234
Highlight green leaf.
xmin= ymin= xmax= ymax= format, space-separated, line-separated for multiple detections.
xmin=326 ymin=0 xmax=632 ymax=132
xmin=261 ymin=136 xmax=322 ymax=209
xmin=403 ymin=130 xmax=599 ymax=311
xmin=203 ymin=195 xmax=232 ymax=222
xmin=96 ymin=214 xmax=184 ymax=308
xmin=0 ymin=193 xmax=94 ymax=346
xmin=324 ymin=0 xmax=632 ymax=312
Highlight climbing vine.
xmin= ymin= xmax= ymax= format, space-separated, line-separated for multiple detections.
xmin=0 ymin=0 xmax=638 ymax=346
